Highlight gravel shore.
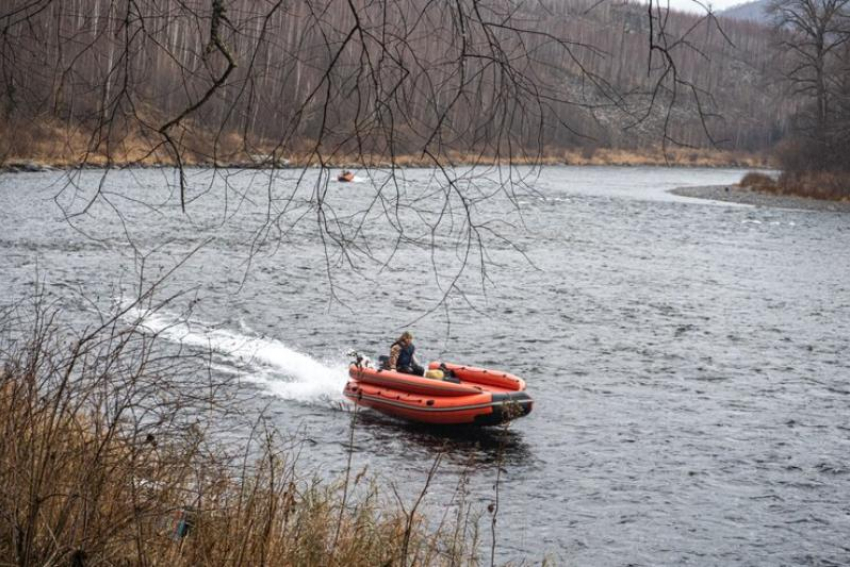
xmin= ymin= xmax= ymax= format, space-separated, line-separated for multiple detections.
xmin=671 ymin=184 xmax=850 ymax=213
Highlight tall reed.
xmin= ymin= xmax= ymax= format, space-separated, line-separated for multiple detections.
xmin=0 ymin=294 xmax=481 ymax=566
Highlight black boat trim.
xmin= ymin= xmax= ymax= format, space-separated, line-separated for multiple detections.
xmin=344 ymin=391 xmax=532 ymax=414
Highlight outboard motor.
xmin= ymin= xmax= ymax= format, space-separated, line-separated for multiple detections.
xmin=348 ymin=350 xmax=365 ymax=369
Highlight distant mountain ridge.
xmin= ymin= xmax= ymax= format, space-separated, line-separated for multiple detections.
xmin=718 ymin=0 xmax=774 ymax=24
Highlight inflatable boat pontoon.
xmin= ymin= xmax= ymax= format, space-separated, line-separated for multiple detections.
xmin=343 ymin=361 xmax=533 ymax=426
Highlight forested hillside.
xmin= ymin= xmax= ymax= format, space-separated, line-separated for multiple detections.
xmin=0 ymin=0 xmax=790 ymax=166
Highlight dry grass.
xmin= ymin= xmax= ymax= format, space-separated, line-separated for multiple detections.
xmin=739 ymin=171 xmax=777 ymax=190
xmin=775 ymin=171 xmax=850 ymax=201
xmin=560 ymin=146 xmax=771 ymax=168
xmin=738 ymin=170 xmax=850 ymax=202
xmin=0 ymin=117 xmax=772 ymax=170
xmin=0 ymin=117 xmax=260 ymax=168
xmin=352 ymin=147 xmax=772 ymax=169
xmin=0 ymin=117 xmax=169 ymax=167
xmin=0 ymin=296 xmax=482 ymax=566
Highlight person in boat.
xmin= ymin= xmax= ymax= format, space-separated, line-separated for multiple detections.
xmin=388 ymin=331 xmax=425 ymax=376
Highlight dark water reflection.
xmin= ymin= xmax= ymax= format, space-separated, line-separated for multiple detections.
xmin=353 ymin=410 xmax=534 ymax=467
xmin=2 ymin=166 xmax=850 ymax=565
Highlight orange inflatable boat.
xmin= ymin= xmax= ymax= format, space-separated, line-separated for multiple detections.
xmin=344 ymin=361 xmax=533 ymax=426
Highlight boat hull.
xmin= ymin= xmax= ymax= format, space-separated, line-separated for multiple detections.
xmin=344 ymin=364 xmax=533 ymax=426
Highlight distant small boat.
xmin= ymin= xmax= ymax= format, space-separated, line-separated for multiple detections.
xmin=337 ymin=170 xmax=354 ymax=182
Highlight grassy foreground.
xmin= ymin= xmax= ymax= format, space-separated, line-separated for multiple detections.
xmin=0 ymin=300 xmax=482 ymax=566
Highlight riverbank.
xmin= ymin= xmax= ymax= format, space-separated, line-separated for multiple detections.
xmin=672 ymin=184 xmax=850 ymax=213
xmin=0 ymin=121 xmax=772 ymax=172
xmin=0 ymin=303 xmax=480 ymax=566
xmin=0 ymin=150 xmax=771 ymax=175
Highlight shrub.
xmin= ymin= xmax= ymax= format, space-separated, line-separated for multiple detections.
xmin=0 ymin=296 xmax=481 ymax=566
xmin=778 ymin=171 xmax=850 ymax=201
xmin=739 ymin=171 xmax=776 ymax=190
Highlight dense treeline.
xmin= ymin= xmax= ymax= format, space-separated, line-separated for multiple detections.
xmin=0 ymin=0 xmax=792 ymax=165
xmin=768 ymin=0 xmax=850 ymax=198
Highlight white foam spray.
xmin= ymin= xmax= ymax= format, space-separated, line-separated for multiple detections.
xmin=123 ymin=306 xmax=348 ymax=404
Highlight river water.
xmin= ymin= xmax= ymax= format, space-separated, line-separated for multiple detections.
xmin=1 ymin=166 xmax=849 ymax=565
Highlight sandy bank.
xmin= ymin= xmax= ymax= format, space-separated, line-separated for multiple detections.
xmin=671 ymin=185 xmax=850 ymax=213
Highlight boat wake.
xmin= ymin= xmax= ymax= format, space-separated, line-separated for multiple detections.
xmin=122 ymin=305 xmax=348 ymax=405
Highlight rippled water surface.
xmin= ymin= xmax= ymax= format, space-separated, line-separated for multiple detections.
xmin=2 ymin=166 xmax=849 ymax=565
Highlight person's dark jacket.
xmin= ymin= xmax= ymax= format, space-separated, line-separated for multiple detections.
xmin=389 ymin=340 xmax=415 ymax=370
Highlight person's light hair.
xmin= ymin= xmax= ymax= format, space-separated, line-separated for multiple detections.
xmin=400 ymin=331 xmax=413 ymax=341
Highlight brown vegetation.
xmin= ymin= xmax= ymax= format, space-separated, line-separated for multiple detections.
xmin=739 ymin=170 xmax=850 ymax=201
xmin=554 ymin=147 xmax=771 ymax=168
xmin=774 ymin=172 xmax=850 ymax=201
xmin=0 ymin=118 xmax=771 ymax=170
xmin=739 ymin=171 xmax=778 ymax=189
xmin=0 ymin=298 xmax=481 ymax=566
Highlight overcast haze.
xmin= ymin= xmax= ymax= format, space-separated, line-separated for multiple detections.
xmin=642 ymin=0 xmax=749 ymax=14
